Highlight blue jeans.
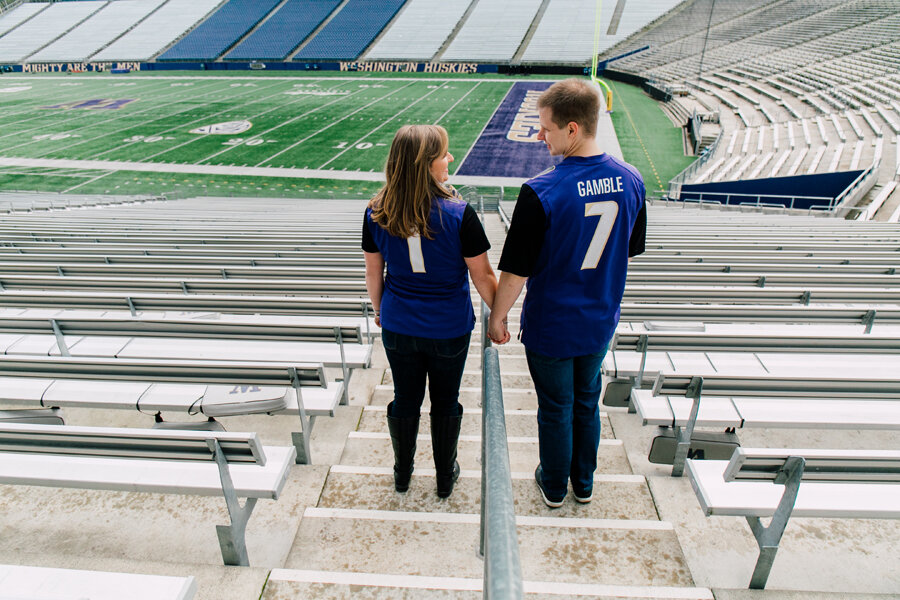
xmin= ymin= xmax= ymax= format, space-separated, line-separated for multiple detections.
xmin=525 ymin=346 xmax=608 ymax=499
xmin=382 ymin=329 xmax=471 ymax=419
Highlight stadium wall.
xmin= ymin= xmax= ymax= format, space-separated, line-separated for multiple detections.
xmin=2 ymin=61 xmax=505 ymax=74
xmin=679 ymin=171 xmax=866 ymax=211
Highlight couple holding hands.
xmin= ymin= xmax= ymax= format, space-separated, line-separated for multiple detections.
xmin=363 ymin=79 xmax=646 ymax=507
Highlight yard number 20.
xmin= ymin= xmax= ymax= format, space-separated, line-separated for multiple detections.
xmin=581 ymin=201 xmax=619 ymax=270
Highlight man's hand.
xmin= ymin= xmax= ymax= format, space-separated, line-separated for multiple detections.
xmin=488 ymin=313 xmax=511 ymax=345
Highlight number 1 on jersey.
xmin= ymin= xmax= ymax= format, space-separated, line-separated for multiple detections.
xmin=408 ymin=235 xmax=426 ymax=273
xmin=581 ymin=201 xmax=618 ymax=270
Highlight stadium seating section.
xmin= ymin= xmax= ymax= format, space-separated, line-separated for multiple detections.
xmin=31 ymin=0 xmax=166 ymax=63
xmin=91 ymin=0 xmax=222 ymax=61
xmin=0 ymin=1 xmax=105 ymax=62
xmin=225 ymin=0 xmax=341 ymax=61
xmin=364 ymin=0 xmax=471 ymax=61
xmin=441 ymin=0 xmax=542 ymax=62
xmin=157 ymin=0 xmax=281 ymax=61
xmin=293 ymin=0 xmax=407 ymax=61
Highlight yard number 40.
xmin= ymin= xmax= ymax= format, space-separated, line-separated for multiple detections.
xmin=581 ymin=201 xmax=618 ymax=270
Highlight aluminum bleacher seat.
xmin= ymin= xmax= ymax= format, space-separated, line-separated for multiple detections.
xmin=90 ymin=0 xmax=221 ymax=61
xmin=441 ymin=0 xmax=542 ymax=61
xmin=0 ymin=1 xmax=106 ymax=62
xmin=364 ymin=0 xmax=471 ymax=61
xmin=226 ymin=0 xmax=341 ymax=61
xmin=30 ymin=0 xmax=165 ymax=62
xmin=293 ymin=0 xmax=407 ymax=61
xmin=158 ymin=0 xmax=282 ymax=61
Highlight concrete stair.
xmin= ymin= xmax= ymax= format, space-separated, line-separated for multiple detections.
xmin=260 ymin=214 xmax=714 ymax=599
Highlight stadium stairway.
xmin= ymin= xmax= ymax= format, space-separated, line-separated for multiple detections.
xmin=262 ymin=214 xmax=712 ymax=599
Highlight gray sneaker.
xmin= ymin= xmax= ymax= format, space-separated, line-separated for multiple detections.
xmin=534 ymin=465 xmax=565 ymax=508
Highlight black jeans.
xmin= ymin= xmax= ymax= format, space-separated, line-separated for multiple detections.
xmin=382 ymin=329 xmax=471 ymax=419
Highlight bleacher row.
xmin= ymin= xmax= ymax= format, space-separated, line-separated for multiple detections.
xmin=0 ymin=196 xmax=374 ymax=590
xmin=601 ymin=0 xmax=900 ymax=220
xmin=0 ymin=0 xmax=682 ymax=64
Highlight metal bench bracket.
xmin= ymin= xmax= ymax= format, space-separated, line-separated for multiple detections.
xmin=671 ymin=376 xmax=703 ymax=477
xmin=207 ymin=438 xmax=258 ymax=567
xmin=289 ymin=366 xmax=312 ymax=464
xmin=746 ymin=455 xmax=805 ymax=589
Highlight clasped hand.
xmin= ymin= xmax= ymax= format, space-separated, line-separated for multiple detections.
xmin=488 ymin=314 xmax=511 ymax=345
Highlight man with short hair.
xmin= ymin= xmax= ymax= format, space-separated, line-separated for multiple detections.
xmin=488 ymin=78 xmax=646 ymax=508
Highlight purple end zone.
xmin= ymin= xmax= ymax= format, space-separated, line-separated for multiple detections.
xmin=456 ymin=82 xmax=560 ymax=179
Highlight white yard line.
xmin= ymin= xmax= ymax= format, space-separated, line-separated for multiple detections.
xmin=86 ymin=80 xmax=290 ymax=160
xmin=0 ymin=79 xmax=216 ymax=145
xmin=255 ymin=81 xmax=417 ymax=167
xmin=195 ymin=80 xmax=366 ymax=164
xmin=61 ymin=170 xmax=117 ymax=193
xmin=434 ymin=81 xmax=481 ymax=125
xmin=0 ymin=156 xmax=527 ymax=186
xmin=317 ymin=81 xmax=450 ymax=169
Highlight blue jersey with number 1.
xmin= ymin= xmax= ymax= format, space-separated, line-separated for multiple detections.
xmin=521 ymin=154 xmax=645 ymax=358
xmin=366 ymin=197 xmax=474 ymax=339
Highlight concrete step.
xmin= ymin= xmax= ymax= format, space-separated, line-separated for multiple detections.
xmin=339 ymin=432 xmax=632 ymax=474
xmin=357 ymin=405 xmax=616 ymax=440
xmin=265 ymin=568 xmax=715 ymax=599
xmin=319 ymin=466 xmax=658 ymax=520
xmin=371 ymin=384 xmax=539 ymax=411
xmin=285 ymin=508 xmax=693 ymax=587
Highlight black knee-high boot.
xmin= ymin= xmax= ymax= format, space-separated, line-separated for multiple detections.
xmin=431 ymin=404 xmax=463 ymax=498
xmin=386 ymin=401 xmax=419 ymax=493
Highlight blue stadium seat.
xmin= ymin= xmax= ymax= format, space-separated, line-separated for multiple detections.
xmin=158 ymin=0 xmax=282 ymax=61
xmin=293 ymin=0 xmax=407 ymax=61
xmin=225 ymin=0 xmax=341 ymax=61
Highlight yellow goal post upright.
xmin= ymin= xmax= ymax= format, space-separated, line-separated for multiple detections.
xmin=590 ymin=0 xmax=613 ymax=112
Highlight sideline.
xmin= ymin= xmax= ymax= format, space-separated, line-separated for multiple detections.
xmin=0 ymin=156 xmax=527 ymax=187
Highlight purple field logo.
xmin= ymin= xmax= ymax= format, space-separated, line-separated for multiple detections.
xmin=507 ymin=89 xmax=543 ymax=143
xmin=42 ymin=99 xmax=136 ymax=110
xmin=457 ymin=82 xmax=559 ymax=179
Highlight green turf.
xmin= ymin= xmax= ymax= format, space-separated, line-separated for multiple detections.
xmin=0 ymin=73 xmax=691 ymax=198
xmin=606 ymin=79 xmax=694 ymax=193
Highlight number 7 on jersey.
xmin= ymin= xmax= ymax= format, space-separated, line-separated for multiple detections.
xmin=581 ymin=201 xmax=619 ymax=270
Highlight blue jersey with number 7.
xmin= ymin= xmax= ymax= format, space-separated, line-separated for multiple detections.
xmin=521 ymin=154 xmax=645 ymax=358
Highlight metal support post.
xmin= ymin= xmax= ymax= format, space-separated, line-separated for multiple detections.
xmin=207 ymin=439 xmax=258 ymax=566
xmin=49 ymin=319 xmax=70 ymax=357
xmin=289 ymin=367 xmax=312 ymax=464
xmin=671 ymin=376 xmax=703 ymax=477
xmin=746 ymin=456 xmax=805 ymax=589
xmin=863 ymin=309 xmax=876 ymax=334
xmin=335 ymin=327 xmax=350 ymax=405
xmin=126 ymin=297 xmax=137 ymax=316
xmin=363 ymin=303 xmax=372 ymax=344
xmin=635 ymin=334 xmax=649 ymax=387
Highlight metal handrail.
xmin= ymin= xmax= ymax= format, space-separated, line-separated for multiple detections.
xmin=478 ymin=301 xmax=523 ymax=599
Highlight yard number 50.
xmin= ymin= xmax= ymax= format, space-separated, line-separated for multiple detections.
xmin=581 ymin=201 xmax=618 ymax=270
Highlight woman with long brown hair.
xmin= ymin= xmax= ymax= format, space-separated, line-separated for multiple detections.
xmin=362 ymin=124 xmax=498 ymax=498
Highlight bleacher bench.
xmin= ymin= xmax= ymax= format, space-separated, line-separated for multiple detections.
xmin=0 ymin=355 xmax=337 ymax=464
xmin=0 ymin=423 xmax=297 ymax=566
xmin=0 ymin=564 xmax=196 ymax=599
xmin=638 ymin=371 xmax=900 ymax=476
xmin=687 ymin=448 xmax=900 ymax=588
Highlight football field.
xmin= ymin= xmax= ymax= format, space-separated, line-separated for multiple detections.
xmin=0 ymin=74 xmax=691 ymax=197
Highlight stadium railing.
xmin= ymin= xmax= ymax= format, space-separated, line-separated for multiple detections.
xmin=478 ymin=301 xmax=523 ymax=599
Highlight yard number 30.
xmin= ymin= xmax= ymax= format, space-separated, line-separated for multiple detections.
xmin=581 ymin=201 xmax=619 ymax=270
